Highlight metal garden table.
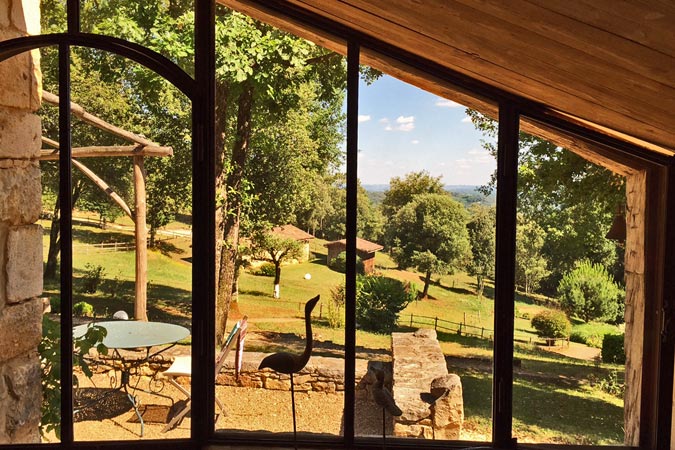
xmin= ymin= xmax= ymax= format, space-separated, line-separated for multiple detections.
xmin=73 ymin=320 xmax=190 ymax=436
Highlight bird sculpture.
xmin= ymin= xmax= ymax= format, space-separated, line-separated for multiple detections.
xmin=259 ymin=295 xmax=320 ymax=447
xmin=370 ymin=368 xmax=402 ymax=450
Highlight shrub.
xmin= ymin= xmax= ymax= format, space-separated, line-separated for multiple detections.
xmin=601 ymin=333 xmax=625 ymax=364
xmin=531 ymin=309 xmax=571 ymax=339
xmin=329 ymin=252 xmax=364 ymax=274
xmin=73 ymin=301 xmax=94 ymax=317
xmin=570 ymin=322 xmax=621 ymax=348
xmin=40 ymin=316 xmax=107 ymax=439
xmin=327 ymin=284 xmax=346 ymax=329
xmin=252 ymin=262 xmax=275 ymax=277
xmin=557 ymin=260 xmax=624 ymax=323
xmin=355 ymin=275 xmax=417 ymax=334
xmin=49 ymin=296 xmax=61 ymax=314
xmin=79 ymin=263 xmax=106 ymax=293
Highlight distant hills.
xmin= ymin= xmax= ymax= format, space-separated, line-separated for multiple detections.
xmin=363 ymin=184 xmax=496 ymax=207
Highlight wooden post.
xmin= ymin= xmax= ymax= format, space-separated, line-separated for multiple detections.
xmin=434 ymin=316 xmax=438 ymax=330
xmin=134 ymin=156 xmax=148 ymax=321
xmin=410 ymin=313 xmax=413 ymax=327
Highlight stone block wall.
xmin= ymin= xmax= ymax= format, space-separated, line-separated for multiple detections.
xmin=0 ymin=0 xmax=43 ymax=444
xmin=391 ymin=329 xmax=463 ymax=439
xmin=216 ymin=352 xmax=370 ymax=395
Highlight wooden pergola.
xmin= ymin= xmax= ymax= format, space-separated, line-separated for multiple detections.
xmin=39 ymin=91 xmax=173 ymax=321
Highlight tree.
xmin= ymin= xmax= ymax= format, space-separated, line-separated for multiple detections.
xmin=557 ymin=260 xmax=625 ymax=323
xmin=466 ymin=110 xmax=625 ymax=294
xmin=381 ymin=171 xmax=444 ymax=221
xmin=466 ymin=204 xmax=496 ymax=297
xmin=388 ymin=193 xmax=471 ymax=298
xmin=515 ymin=214 xmax=549 ymax=294
xmin=250 ymin=229 xmax=302 ymax=299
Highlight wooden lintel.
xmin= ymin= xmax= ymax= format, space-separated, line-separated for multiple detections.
xmin=39 ymin=145 xmax=173 ymax=160
xmin=42 ymin=91 xmax=157 ymax=147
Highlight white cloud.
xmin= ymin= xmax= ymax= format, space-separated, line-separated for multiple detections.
xmin=461 ymin=116 xmax=472 ymax=123
xmin=468 ymin=147 xmax=489 ymax=156
xmin=380 ymin=116 xmax=415 ymax=132
xmin=358 ymin=115 xmax=371 ymax=123
xmin=435 ymin=98 xmax=462 ymax=108
xmin=411 ymin=140 xmax=420 ymax=145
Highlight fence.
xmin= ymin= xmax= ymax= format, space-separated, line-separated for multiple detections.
xmin=73 ymin=242 xmax=135 ymax=253
xmin=400 ymin=313 xmax=561 ymax=346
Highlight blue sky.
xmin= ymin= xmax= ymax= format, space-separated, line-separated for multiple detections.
xmin=355 ymin=75 xmax=495 ymax=186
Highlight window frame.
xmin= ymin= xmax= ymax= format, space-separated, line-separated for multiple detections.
xmin=0 ymin=0 xmax=673 ymax=449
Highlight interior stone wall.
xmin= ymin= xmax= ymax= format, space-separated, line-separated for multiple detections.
xmin=0 ymin=0 xmax=43 ymax=444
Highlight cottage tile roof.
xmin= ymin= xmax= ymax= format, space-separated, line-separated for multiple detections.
xmin=324 ymin=237 xmax=383 ymax=254
xmin=271 ymin=224 xmax=314 ymax=241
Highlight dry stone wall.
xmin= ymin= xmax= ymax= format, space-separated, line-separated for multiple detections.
xmin=0 ymin=0 xmax=42 ymax=444
xmin=391 ymin=329 xmax=463 ymax=439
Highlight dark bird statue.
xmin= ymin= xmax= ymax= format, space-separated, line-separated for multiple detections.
xmin=258 ymin=295 xmax=320 ymax=448
xmin=370 ymin=368 xmax=402 ymax=450
xmin=371 ymin=368 xmax=402 ymax=416
xmin=258 ymin=294 xmax=320 ymax=373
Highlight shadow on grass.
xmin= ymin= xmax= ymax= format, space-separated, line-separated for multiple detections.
xmin=458 ymin=369 xmax=623 ymax=444
xmin=153 ymin=240 xmax=185 ymax=257
xmin=44 ymin=273 xmax=192 ymax=325
xmin=71 ymin=228 xmax=134 ymax=245
xmin=248 ymin=330 xmax=388 ymax=360
xmin=240 ymin=289 xmax=269 ymax=297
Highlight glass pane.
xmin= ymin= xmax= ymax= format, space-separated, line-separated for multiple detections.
xmin=62 ymin=48 xmax=193 ymax=441
xmin=212 ymin=7 xmax=346 ymax=441
xmin=355 ymin=74 xmax=496 ymax=443
xmin=512 ymin=119 xmax=627 ymax=445
xmin=80 ymin=0 xmax=195 ymax=75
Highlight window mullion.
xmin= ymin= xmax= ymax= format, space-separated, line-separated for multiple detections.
xmin=192 ymin=0 xmax=216 ymax=443
xmin=58 ymin=40 xmax=75 ymax=445
xmin=343 ymin=39 xmax=360 ymax=449
xmin=492 ymin=102 xmax=519 ymax=449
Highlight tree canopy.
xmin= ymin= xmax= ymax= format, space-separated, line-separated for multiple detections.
xmin=388 ymin=193 xmax=470 ymax=298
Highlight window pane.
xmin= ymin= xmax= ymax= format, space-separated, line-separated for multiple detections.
xmin=63 ymin=48 xmax=193 ymax=441
xmin=212 ymin=7 xmax=346 ymax=440
xmin=511 ymin=118 xmax=629 ymax=445
xmin=355 ymin=73 xmax=496 ymax=443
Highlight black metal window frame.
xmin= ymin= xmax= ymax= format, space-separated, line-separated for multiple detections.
xmin=1 ymin=1 xmax=674 ymax=449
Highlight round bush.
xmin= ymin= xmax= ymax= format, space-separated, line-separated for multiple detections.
xmin=252 ymin=262 xmax=275 ymax=277
xmin=531 ymin=309 xmax=571 ymax=339
xmin=557 ymin=260 xmax=624 ymax=323
xmin=73 ymin=301 xmax=94 ymax=317
xmin=355 ymin=275 xmax=416 ymax=334
xmin=329 ymin=252 xmax=364 ymax=274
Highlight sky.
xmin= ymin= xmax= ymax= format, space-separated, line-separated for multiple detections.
xmin=354 ymin=75 xmax=496 ymax=187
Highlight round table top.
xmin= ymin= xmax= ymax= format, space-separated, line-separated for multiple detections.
xmin=73 ymin=320 xmax=190 ymax=349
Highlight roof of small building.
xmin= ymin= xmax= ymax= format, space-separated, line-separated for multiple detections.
xmin=271 ymin=224 xmax=314 ymax=242
xmin=324 ymin=237 xmax=384 ymax=254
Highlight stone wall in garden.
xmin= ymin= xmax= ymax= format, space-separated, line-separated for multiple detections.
xmin=0 ymin=0 xmax=43 ymax=444
xmin=391 ymin=329 xmax=464 ymax=439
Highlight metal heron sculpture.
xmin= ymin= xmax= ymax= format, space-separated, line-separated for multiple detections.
xmin=259 ymin=295 xmax=320 ymax=447
xmin=370 ymin=368 xmax=402 ymax=449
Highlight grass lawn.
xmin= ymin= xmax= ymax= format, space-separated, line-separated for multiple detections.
xmin=41 ymin=221 xmax=626 ymax=445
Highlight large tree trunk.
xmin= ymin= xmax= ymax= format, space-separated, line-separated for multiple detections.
xmin=422 ymin=270 xmax=432 ymax=298
xmin=216 ymin=80 xmax=254 ymax=344
xmin=273 ymin=264 xmax=281 ymax=299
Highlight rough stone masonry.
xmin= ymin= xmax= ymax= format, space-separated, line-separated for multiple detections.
xmin=0 ymin=0 xmax=43 ymax=444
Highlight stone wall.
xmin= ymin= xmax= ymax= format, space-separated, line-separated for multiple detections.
xmin=0 ymin=0 xmax=43 ymax=444
xmin=391 ymin=329 xmax=463 ymax=439
xmin=216 ymin=352 xmax=370 ymax=395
